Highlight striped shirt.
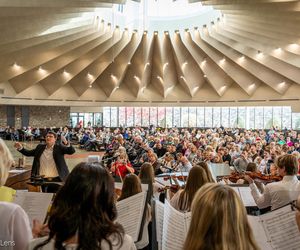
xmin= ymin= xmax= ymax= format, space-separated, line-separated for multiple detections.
xmin=39 ymin=146 xmax=59 ymax=178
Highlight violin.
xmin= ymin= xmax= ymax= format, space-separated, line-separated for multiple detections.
xmin=227 ymin=172 xmax=282 ymax=183
xmin=158 ymin=184 xmax=180 ymax=193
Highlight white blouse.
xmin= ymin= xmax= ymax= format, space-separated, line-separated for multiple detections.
xmin=0 ymin=202 xmax=32 ymax=250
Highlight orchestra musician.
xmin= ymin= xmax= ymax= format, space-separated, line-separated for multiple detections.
xmin=245 ymin=154 xmax=300 ymax=210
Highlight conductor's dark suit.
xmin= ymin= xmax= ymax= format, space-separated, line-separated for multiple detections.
xmin=19 ymin=144 xmax=75 ymax=181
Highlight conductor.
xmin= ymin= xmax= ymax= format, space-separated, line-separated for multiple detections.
xmin=14 ymin=131 xmax=75 ymax=183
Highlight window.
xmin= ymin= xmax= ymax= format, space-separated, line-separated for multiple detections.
xmin=205 ymin=107 xmax=213 ymax=127
xmin=292 ymin=113 xmax=300 ymax=130
xmin=213 ymin=107 xmax=221 ymax=128
xmin=237 ymin=107 xmax=245 ymax=128
xmin=103 ymin=107 xmax=111 ymax=127
xmin=110 ymin=107 xmax=118 ymax=127
xmin=134 ymin=107 xmax=142 ymax=126
xmin=282 ymin=106 xmax=292 ymax=129
xmin=166 ymin=107 xmax=173 ymax=128
xmin=263 ymin=107 xmax=273 ymax=129
xmin=181 ymin=107 xmax=189 ymax=127
xmin=173 ymin=107 xmax=181 ymax=127
xmin=119 ymin=107 xmax=126 ymax=127
xmin=255 ymin=107 xmax=264 ymax=129
xmin=229 ymin=107 xmax=237 ymax=127
xmin=246 ymin=107 xmax=255 ymax=129
xmin=126 ymin=107 xmax=134 ymax=127
xmin=189 ymin=107 xmax=197 ymax=127
xmin=221 ymin=107 xmax=229 ymax=128
xmin=158 ymin=107 xmax=166 ymax=127
xmin=150 ymin=107 xmax=157 ymax=126
xmin=273 ymin=107 xmax=282 ymax=129
xmin=197 ymin=107 xmax=204 ymax=127
xmin=142 ymin=107 xmax=150 ymax=127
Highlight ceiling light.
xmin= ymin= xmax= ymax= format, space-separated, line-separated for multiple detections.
xmin=175 ymin=30 xmax=180 ymax=34
xmin=219 ymin=58 xmax=226 ymax=64
xmin=165 ymin=31 xmax=169 ymax=35
xmin=144 ymin=31 xmax=147 ymax=35
xmin=12 ymin=62 xmax=21 ymax=69
xmin=128 ymin=62 xmax=131 ymax=65
xmin=203 ymin=74 xmax=207 ymax=78
xmin=154 ymin=31 xmax=158 ymax=35
xmin=89 ymin=84 xmax=92 ymax=88
xmin=278 ymin=81 xmax=286 ymax=87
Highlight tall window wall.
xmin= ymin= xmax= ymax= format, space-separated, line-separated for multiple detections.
xmin=70 ymin=112 xmax=102 ymax=128
xmin=102 ymin=106 xmax=300 ymax=129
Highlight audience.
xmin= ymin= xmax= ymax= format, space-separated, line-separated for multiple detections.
xmin=183 ymin=183 xmax=259 ymax=250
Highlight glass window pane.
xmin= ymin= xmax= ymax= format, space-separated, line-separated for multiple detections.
xmin=181 ymin=107 xmax=189 ymax=127
xmin=134 ymin=107 xmax=142 ymax=126
xmin=94 ymin=113 xmax=102 ymax=127
xmin=158 ymin=107 xmax=166 ymax=127
xmin=126 ymin=107 xmax=134 ymax=127
xmin=197 ymin=107 xmax=204 ymax=127
xmin=282 ymin=106 xmax=291 ymax=129
xmin=229 ymin=107 xmax=237 ymax=127
xmin=237 ymin=107 xmax=245 ymax=128
xmin=119 ymin=107 xmax=126 ymax=127
xmin=205 ymin=107 xmax=213 ymax=127
xmin=150 ymin=107 xmax=157 ymax=126
xmin=263 ymin=107 xmax=273 ymax=129
xmin=166 ymin=107 xmax=173 ymax=128
xmin=273 ymin=107 xmax=282 ymax=129
xmin=103 ymin=107 xmax=110 ymax=127
xmin=292 ymin=113 xmax=300 ymax=130
xmin=189 ymin=107 xmax=196 ymax=127
xmin=246 ymin=107 xmax=255 ymax=129
xmin=173 ymin=107 xmax=180 ymax=127
xmin=254 ymin=107 xmax=264 ymax=129
xmin=142 ymin=107 xmax=150 ymax=127
xmin=111 ymin=107 xmax=118 ymax=127
xmin=70 ymin=116 xmax=78 ymax=128
xmin=84 ymin=113 xmax=94 ymax=127
xmin=221 ymin=107 xmax=229 ymax=128
xmin=213 ymin=107 xmax=221 ymax=127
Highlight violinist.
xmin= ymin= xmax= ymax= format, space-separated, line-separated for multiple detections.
xmin=111 ymin=153 xmax=134 ymax=180
xmin=245 ymin=154 xmax=300 ymax=210
xmin=170 ymin=166 xmax=209 ymax=212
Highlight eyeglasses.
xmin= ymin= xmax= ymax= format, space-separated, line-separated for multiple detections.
xmin=290 ymin=200 xmax=300 ymax=212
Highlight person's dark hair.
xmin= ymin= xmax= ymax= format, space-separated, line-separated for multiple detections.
xmin=246 ymin=162 xmax=258 ymax=172
xmin=34 ymin=162 xmax=124 ymax=250
xmin=196 ymin=162 xmax=215 ymax=183
xmin=117 ymin=174 xmax=142 ymax=201
xmin=46 ymin=130 xmax=57 ymax=139
xmin=276 ymin=154 xmax=298 ymax=175
xmin=138 ymin=163 xmax=154 ymax=198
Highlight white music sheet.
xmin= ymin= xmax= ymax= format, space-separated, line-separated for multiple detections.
xmin=13 ymin=191 xmax=53 ymax=227
xmin=162 ymin=200 xmax=191 ymax=250
xmin=155 ymin=200 xmax=165 ymax=250
xmin=116 ymin=191 xmax=147 ymax=242
xmin=248 ymin=205 xmax=300 ymax=250
xmin=231 ymin=186 xmax=256 ymax=207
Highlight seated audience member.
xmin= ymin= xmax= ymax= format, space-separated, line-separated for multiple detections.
xmin=245 ymin=154 xmax=300 ymax=210
xmin=183 ymin=183 xmax=259 ymax=250
xmin=233 ymin=150 xmax=251 ymax=173
xmin=0 ymin=138 xmax=16 ymax=201
xmin=196 ymin=161 xmax=215 ymax=183
xmin=111 ymin=153 xmax=134 ymax=180
xmin=117 ymin=174 xmax=150 ymax=250
xmin=158 ymin=152 xmax=176 ymax=173
xmin=170 ymin=167 xmax=209 ymax=212
xmin=29 ymin=162 xmax=136 ymax=250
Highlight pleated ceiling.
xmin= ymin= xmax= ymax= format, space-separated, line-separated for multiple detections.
xmin=0 ymin=0 xmax=299 ymax=107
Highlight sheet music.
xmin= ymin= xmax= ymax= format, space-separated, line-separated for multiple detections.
xmin=208 ymin=163 xmax=232 ymax=179
xmin=13 ymin=191 xmax=53 ymax=227
xmin=155 ymin=200 xmax=164 ymax=250
xmin=261 ymin=205 xmax=300 ymax=250
xmin=230 ymin=186 xmax=256 ymax=207
xmin=238 ymin=187 xmax=257 ymax=207
xmin=247 ymin=216 xmax=272 ymax=250
xmin=162 ymin=200 xmax=191 ymax=250
xmin=116 ymin=191 xmax=147 ymax=242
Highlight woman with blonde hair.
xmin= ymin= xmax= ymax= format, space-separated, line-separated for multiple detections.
xmin=0 ymin=138 xmax=33 ymax=250
xmin=184 ymin=183 xmax=259 ymax=250
xmin=196 ymin=161 xmax=215 ymax=183
xmin=170 ymin=166 xmax=209 ymax=212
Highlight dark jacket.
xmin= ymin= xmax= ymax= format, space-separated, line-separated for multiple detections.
xmin=19 ymin=144 xmax=75 ymax=181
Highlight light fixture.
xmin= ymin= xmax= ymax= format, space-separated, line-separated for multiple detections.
xmin=249 ymin=83 xmax=255 ymax=89
xmin=219 ymin=58 xmax=226 ymax=64
xmin=278 ymin=81 xmax=286 ymax=87
xmin=38 ymin=66 xmax=46 ymax=72
xmin=89 ymin=84 xmax=93 ymax=88
xmin=144 ymin=31 xmax=148 ymax=35
xmin=12 ymin=62 xmax=21 ymax=69
xmin=175 ymin=30 xmax=180 ymax=34
xmin=165 ymin=31 xmax=169 ymax=35
xmin=154 ymin=31 xmax=158 ymax=35
xmin=274 ymin=47 xmax=282 ymax=53
xmin=134 ymin=75 xmax=139 ymax=80
xmin=128 ymin=62 xmax=131 ymax=65
xmin=203 ymin=74 xmax=207 ymax=78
